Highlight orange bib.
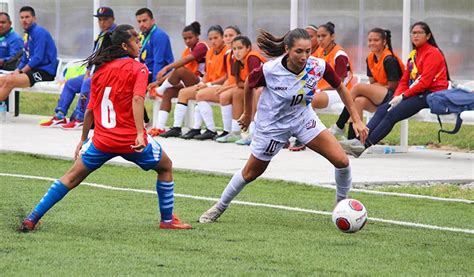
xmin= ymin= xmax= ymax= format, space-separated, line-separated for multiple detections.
xmin=182 ymin=41 xmax=209 ymax=76
xmin=367 ymin=48 xmax=405 ymax=86
xmin=203 ymin=45 xmax=229 ymax=83
xmin=314 ymin=44 xmax=353 ymax=90
xmin=227 ymin=50 xmax=266 ymax=85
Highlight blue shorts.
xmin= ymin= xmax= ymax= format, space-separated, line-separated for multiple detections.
xmin=80 ymin=136 xmax=163 ymax=171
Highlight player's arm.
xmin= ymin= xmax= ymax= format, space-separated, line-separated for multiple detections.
xmin=75 ymin=108 xmax=93 ymax=160
xmin=323 ymin=63 xmax=368 ymax=143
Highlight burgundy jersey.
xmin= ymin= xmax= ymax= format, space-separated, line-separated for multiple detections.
xmin=87 ymin=57 xmax=149 ymax=153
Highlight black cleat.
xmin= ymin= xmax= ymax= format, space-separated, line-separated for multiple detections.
xmin=180 ymin=128 xmax=202 ymax=139
xmin=194 ymin=129 xmax=218 ymax=140
xmin=160 ymin=127 xmax=182 ymax=138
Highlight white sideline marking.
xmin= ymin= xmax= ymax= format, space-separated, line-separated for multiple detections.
xmin=1 ymin=173 xmax=473 ymax=235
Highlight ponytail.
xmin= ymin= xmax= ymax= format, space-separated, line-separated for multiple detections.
xmin=183 ymin=21 xmax=201 ymax=36
xmin=257 ymin=28 xmax=310 ymax=58
xmin=84 ymin=24 xmax=136 ymax=67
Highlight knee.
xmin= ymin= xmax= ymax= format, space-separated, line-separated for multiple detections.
xmin=241 ymin=167 xmax=262 ymax=182
xmin=334 ymin=155 xmax=350 ymax=169
xmin=157 ymin=158 xmax=173 ymax=175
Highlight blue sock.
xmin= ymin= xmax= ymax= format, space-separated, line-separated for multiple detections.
xmin=27 ymin=180 xmax=69 ymax=224
xmin=156 ymin=180 xmax=174 ymax=222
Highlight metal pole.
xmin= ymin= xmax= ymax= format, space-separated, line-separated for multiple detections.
xmin=93 ymin=0 xmax=100 ymax=40
xmin=357 ymin=0 xmax=365 ymax=74
xmin=290 ymin=0 xmax=298 ymax=29
xmin=400 ymin=0 xmax=411 ymax=151
xmin=247 ymin=0 xmax=253 ymax=41
xmin=186 ymin=0 xmax=196 ymax=25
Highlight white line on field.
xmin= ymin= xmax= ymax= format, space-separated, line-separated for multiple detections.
xmin=1 ymin=172 xmax=473 ymax=235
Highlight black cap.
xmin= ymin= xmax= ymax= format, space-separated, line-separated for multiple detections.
xmin=94 ymin=7 xmax=114 ymax=18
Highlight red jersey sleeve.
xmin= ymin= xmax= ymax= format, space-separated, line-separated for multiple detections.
xmin=247 ymin=55 xmax=262 ymax=73
xmin=334 ymin=55 xmax=349 ymax=79
xmin=191 ymin=43 xmax=208 ymax=61
xmin=247 ymin=65 xmax=266 ymax=88
xmin=322 ymin=63 xmax=342 ymax=88
xmin=133 ymin=65 xmax=149 ymax=98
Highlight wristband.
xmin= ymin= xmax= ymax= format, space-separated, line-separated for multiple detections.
xmin=206 ymin=82 xmax=212 ymax=87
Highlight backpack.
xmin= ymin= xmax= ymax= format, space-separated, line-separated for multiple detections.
xmin=426 ymin=88 xmax=474 ymax=142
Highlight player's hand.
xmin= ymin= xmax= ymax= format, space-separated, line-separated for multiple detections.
xmin=388 ymin=94 xmax=404 ymax=111
xmin=74 ymin=140 xmax=84 ymax=160
xmin=131 ymin=135 xmax=146 ymax=152
xmin=237 ymin=113 xmax=251 ymax=131
xmin=147 ymin=81 xmax=158 ymax=92
xmin=352 ymin=121 xmax=369 ymax=144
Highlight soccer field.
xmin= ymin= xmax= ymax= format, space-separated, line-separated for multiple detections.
xmin=1 ymin=153 xmax=473 ymax=275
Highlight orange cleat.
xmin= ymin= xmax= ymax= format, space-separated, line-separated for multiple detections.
xmin=148 ymin=128 xmax=166 ymax=137
xmin=159 ymin=214 xmax=192 ymax=230
xmin=18 ymin=219 xmax=36 ymax=233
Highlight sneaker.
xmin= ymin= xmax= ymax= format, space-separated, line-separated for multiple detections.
xmin=18 ymin=219 xmax=36 ymax=232
xmin=214 ymin=131 xmax=229 ymax=140
xmin=148 ymin=128 xmax=166 ymax=137
xmin=61 ymin=119 xmax=83 ymax=130
xmin=329 ymin=124 xmax=345 ymax=137
xmin=198 ymin=203 xmax=226 ymax=223
xmin=160 ymin=127 xmax=182 ymax=138
xmin=235 ymin=136 xmax=252 ymax=145
xmin=216 ymin=132 xmax=241 ymax=143
xmin=40 ymin=116 xmax=66 ymax=128
xmin=194 ymin=129 xmax=217 ymax=140
xmin=289 ymin=139 xmax=306 ymax=151
xmin=159 ymin=214 xmax=192 ymax=229
xmin=180 ymin=128 xmax=201 ymax=140
xmin=339 ymin=138 xmax=366 ymax=158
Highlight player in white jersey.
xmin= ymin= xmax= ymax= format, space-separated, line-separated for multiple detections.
xmin=198 ymin=28 xmax=368 ymax=224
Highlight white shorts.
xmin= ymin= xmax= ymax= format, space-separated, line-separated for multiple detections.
xmin=250 ymin=109 xmax=326 ymax=161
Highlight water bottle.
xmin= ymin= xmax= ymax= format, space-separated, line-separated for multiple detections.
xmin=0 ymin=101 xmax=7 ymax=123
xmin=369 ymin=145 xmax=395 ymax=154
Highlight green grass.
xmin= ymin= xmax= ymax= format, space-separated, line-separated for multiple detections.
xmin=19 ymin=92 xmax=474 ymax=150
xmin=1 ymin=153 xmax=473 ymax=275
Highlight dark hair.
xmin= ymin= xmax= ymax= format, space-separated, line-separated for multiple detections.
xmin=183 ymin=21 xmax=201 ymax=36
xmin=135 ymin=7 xmax=153 ymax=19
xmin=319 ymin=22 xmax=335 ymax=35
xmin=257 ymin=28 xmax=310 ymax=57
xmin=19 ymin=6 xmax=35 ymax=17
xmin=369 ymin=27 xmax=394 ymax=55
xmin=410 ymin=21 xmax=450 ymax=80
xmin=225 ymin=25 xmax=241 ymax=35
xmin=0 ymin=12 xmax=11 ymax=22
xmin=85 ymin=24 xmax=137 ymax=67
xmin=207 ymin=25 xmax=223 ymax=36
xmin=231 ymin=35 xmax=252 ymax=82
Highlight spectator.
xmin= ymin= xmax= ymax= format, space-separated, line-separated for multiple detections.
xmin=135 ymin=7 xmax=174 ymax=128
xmin=40 ymin=7 xmax=116 ymax=128
xmin=147 ymin=21 xmax=208 ymax=137
xmin=0 ymin=6 xmax=58 ymax=101
xmin=0 ymin=12 xmax=23 ymax=71
xmin=330 ymin=28 xmax=404 ymax=140
xmin=339 ymin=21 xmax=449 ymax=158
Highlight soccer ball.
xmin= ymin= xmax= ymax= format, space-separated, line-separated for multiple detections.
xmin=332 ymin=199 xmax=368 ymax=233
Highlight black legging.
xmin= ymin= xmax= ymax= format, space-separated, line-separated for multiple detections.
xmin=365 ymin=91 xmax=430 ymax=147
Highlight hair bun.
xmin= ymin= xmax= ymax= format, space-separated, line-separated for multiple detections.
xmin=326 ymin=22 xmax=335 ymax=29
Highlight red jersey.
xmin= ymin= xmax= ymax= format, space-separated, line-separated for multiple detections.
xmin=88 ymin=57 xmax=149 ymax=153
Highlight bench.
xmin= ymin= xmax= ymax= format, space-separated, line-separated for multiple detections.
xmin=5 ymin=59 xmax=84 ymax=116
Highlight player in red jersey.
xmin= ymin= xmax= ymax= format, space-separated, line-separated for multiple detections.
xmin=19 ymin=25 xmax=192 ymax=232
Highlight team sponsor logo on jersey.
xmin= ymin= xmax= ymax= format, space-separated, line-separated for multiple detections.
xmin=273 ymin=86 xmax=288 ymax=91
xmin=305 ymin=77 xmax=317 ymax=89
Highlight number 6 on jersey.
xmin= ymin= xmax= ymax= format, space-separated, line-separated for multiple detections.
xmin=101 ymin=86 xmax=116 ymax=128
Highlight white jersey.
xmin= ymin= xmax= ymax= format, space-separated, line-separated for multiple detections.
xmin=255 ymin=55 xmax=327 ymax=133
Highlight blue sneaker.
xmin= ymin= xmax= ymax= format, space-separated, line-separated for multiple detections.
xmin=235 ymin=136 xmax=252 ymax=145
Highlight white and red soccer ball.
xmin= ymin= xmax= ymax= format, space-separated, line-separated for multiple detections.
xmin=332 ymin=199 xmax=368 ymax=233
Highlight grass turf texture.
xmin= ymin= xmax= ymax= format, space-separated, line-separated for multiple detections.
xmin=1 ymin=153 xmax=473 ymax=275
xmin=19 ymin=92 xmax=474 ymax=150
